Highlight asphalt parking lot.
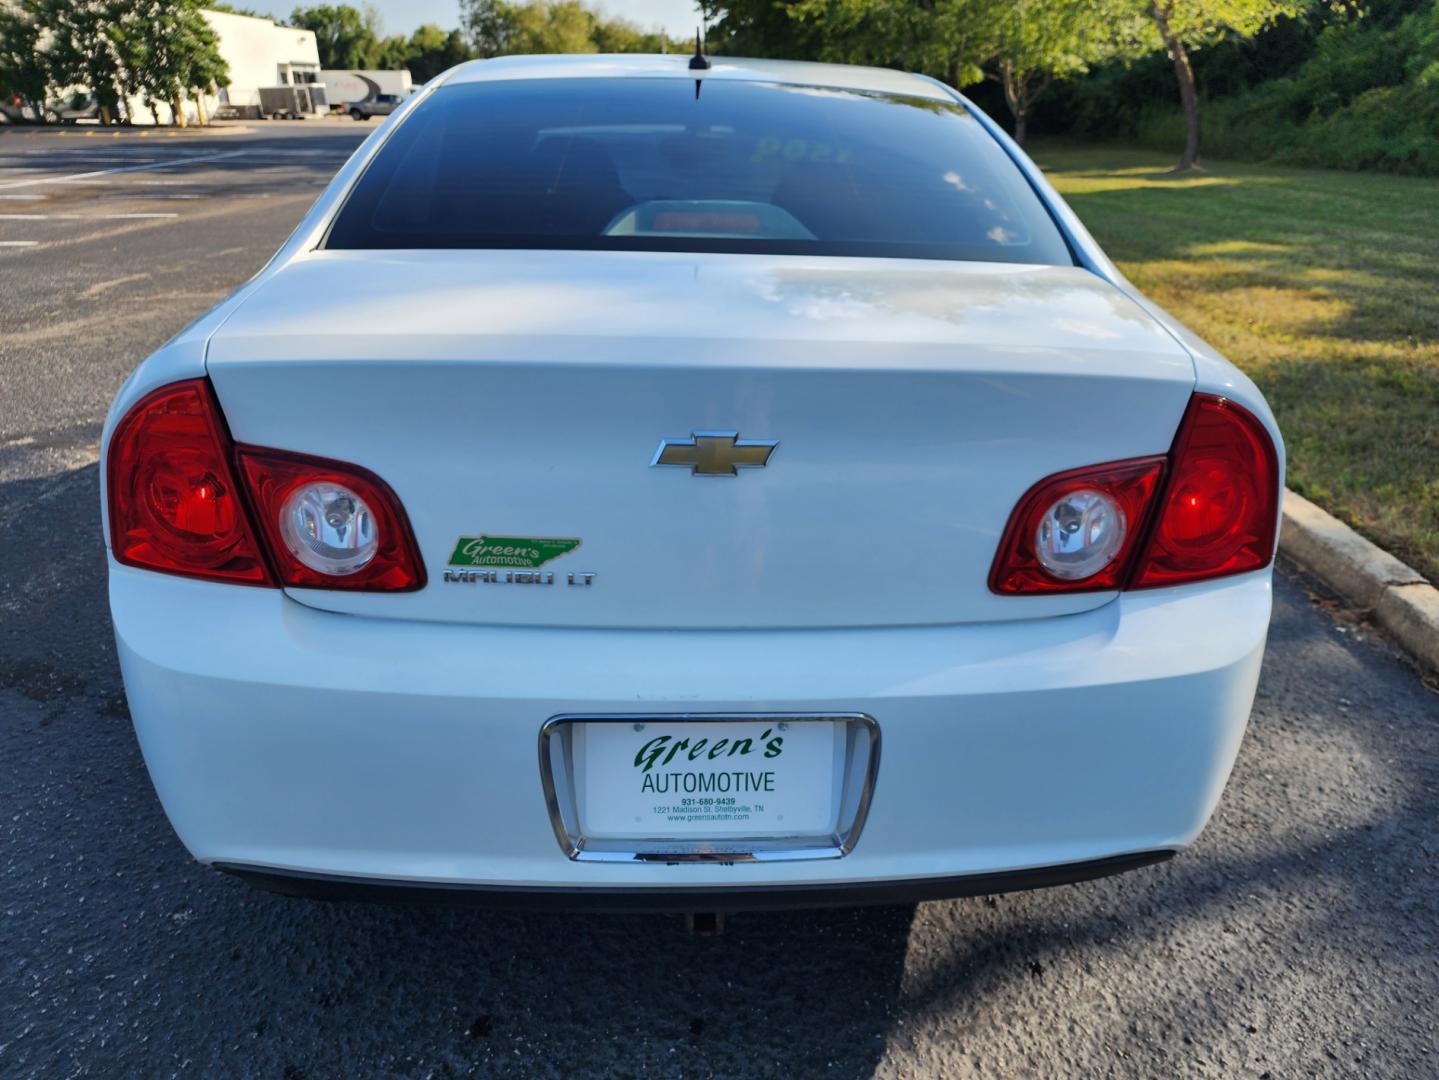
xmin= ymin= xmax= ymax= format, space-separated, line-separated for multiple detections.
xmin=2 ymin=122 xmax=1437 ymax=1079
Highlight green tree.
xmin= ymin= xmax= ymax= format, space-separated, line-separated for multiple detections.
xmin=290 ymin=3 xmax=379 ymax=67
xmin=372 ymin=32 xmax=412 ymax=68
xmin=46 ymin=0 xmax=128 ymax=122
xmin=110 ymin=0 xmax=228 ymax=125
xmin=503 ymin=0 xmax=598 ymax=54
xmin=206 ymin=2 xmax=270 ymax=17
xmin=4 ymin=0 xmax=228 ymax=126
xmin=462 ymin=0 xmax=644 ymax=57
xmin=0 ymin=0 xmax=56 ymax=119
xmin=1135 ymin=0 xmax=1312 ymax=169
xmin=700 ymin=0 xmax=818 ymax=60
xmin=989 ymin=0 xmax=1132 ymax=143
xmin=461 ymin=0 xmax=514 ymax=57
xmin=590 ymin=14 xmax=684 ymax=53
xmin=739 ymin=0 xmax=1000 ymax=87
xmin=404 ymin=24 xmax=472 ymax=82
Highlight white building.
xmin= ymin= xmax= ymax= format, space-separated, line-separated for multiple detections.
xmin=124 ymin=10 xmax=323 ymax=124
xmin=206 ymin=10 xmax=323 ymax=117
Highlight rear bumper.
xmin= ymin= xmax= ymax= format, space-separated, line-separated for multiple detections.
xmin=217 ymin=850 xmax=1175 ymax=911
xmin=110 ymin=560 xmax=1270 ymax=897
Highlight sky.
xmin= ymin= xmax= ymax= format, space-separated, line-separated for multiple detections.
xmin=244 ymin=0 xmax=705 ymax=40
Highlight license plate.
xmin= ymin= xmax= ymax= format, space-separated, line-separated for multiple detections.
xmin=575 ymin=719 xmax=842 ymax=841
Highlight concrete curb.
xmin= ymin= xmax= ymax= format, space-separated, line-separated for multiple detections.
xmin=1280 ymin=489 xmax=1439 ymax=672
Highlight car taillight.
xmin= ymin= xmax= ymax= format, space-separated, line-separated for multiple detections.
xmin=989 ymin=457 xmax=1167 ymax=594
xmin=990 ymin=394 xmax=1279 ymax=595
xmin=1129 ymin=394 xmax=1279 ymax=589
xmin=107 ymin=378 xmax=424 ymax=592
xmin=107 ymin=380 xmax=272 ymax=584
xmin=237 ymin=448 xmax=425 ymax=591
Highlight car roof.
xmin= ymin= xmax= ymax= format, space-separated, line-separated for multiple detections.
xmin=439 ymin=53 xmax=955 ymax=102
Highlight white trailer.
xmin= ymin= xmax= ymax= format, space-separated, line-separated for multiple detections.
xmin=319 ymin=70 xmax=415 ymax=110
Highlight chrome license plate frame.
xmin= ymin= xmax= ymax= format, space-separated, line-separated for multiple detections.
xmin=539 ymin=713 xmax=880 ymax=863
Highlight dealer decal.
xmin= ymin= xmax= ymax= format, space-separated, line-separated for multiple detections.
xmin=632 ymin=729 xmax=785 ymax=795
xmin=447 ymin=535 xmax=581 ymax=569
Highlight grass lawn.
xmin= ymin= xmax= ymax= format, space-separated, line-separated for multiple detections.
xmin=1033 ymin=142 xmax=1439 ymax=585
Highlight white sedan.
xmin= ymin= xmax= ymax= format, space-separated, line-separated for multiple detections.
xmin=103 ymin=53 xmax=1282 ymax=910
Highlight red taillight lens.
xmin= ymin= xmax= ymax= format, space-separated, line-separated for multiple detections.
xmin=990 ymin=393 xmax=1279 ymax=595
xmin=237 ymin=448 xmax=425 ymax=592
xmin=990 ymin=457 xmax=1167 ymax=594
xmin=1130 ymin=395 xmax=1279 ymax=589
xmin=107 ymin=380 xmax=272 ymax=585
xmin=108 ymin=378 xmax=425 ymax=592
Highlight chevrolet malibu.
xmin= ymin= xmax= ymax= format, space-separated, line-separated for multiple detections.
xmin=103 ymin=53 xmax=1282 ymax=910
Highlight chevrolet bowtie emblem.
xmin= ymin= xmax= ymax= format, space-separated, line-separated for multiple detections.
xmin=651 ymin=431 xmax=779 ymax=476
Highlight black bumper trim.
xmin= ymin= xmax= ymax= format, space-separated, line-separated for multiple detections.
xmin=215 ymin=850 xmax=1175 ymax=912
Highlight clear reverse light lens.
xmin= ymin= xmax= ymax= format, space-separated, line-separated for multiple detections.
xmin=1034 ymin=489 xmax=1127 ymax=581
xmin=279 ymin=482 xmax=378 ymax=576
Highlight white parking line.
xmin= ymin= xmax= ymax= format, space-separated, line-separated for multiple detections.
xmin=0 ymin=194 xmax=48 ymax=200
xmin=0 ymin=240 xmax=40 ymax=246
xmin=14 ymin=148 xmax=171 ymax=157
xmin=230 ymin=160 xmax=353 ymax=168
xmin=0 ymin=149 xmax=247 ymax=190
xmin=0 ymin=157 xmax=159 ymax=165
xmin=0 ymin=212 xmax=180 ymax=220
xmin=248 ymin=148 xmax=349 ymax=156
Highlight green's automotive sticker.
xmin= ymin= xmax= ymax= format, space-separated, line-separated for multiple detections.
xmin=447 ymin=535 xmax=581 ymax=569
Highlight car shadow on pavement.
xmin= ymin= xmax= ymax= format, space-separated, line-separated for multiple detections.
xmin=3 ymin=465 xmax=1437 ymax=1078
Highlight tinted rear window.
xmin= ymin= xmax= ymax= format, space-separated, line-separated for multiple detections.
xmin=325 ymin=78 xmax=1073 ymax=265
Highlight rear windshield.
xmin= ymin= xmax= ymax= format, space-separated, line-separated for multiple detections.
xmin=325 ymin=78 xmax=1073 ymax=265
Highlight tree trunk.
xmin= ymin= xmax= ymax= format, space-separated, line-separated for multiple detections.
xmin=96 ymin=81 xmax=120 ymax=126
xmin=998 ymin=61 xmax=1048 ymax=146
xmin=193 ymin=93 xmax=208 ymax=126
xmin=999 ymin=61 xmax=1026 ymax=144
xmin=172 ymin=97 xmax=187 ymax=128
xmin=1148 ymin=1 xmax=1200 ymax=170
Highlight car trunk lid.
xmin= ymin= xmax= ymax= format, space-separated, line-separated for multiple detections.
xmin=206 ymin=249 xmax=1194 ymax=628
